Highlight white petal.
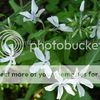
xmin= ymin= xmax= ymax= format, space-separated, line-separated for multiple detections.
xmin=44 ymin=65 xmax=52 ymax=78
xmin=64 ymin=79 xmax=75 ymax=84
xmin=12 ymin=59 xmax=16 ymax=65
xmin=0 ymin=57 xmax=10 ymax=63
xmin=47 ymin=16 xmax=59 ymax=27
xmin=29 ymin=62 xmax=43 ymax=73
xmin=77 ymin=84 xmax=85 ymax=97
xmin=64 ymin=85 xmax=75 ymax=96
xmin=23 ymin=17 xmax=33 ymax=22
xmin=64 ymin=79 xmax=77 ymax=90
xmin=57 ymin=86 xmax=63 ymax=99
xmin=36 ymin=9 xmax=45 ymax=17
xmin=3 ymin=43 xmax=11 ymax=54
xmin=79 ymin=78 xmax=93 ymax=88
xmin=4 ymin=61 xmax=11 ymax=73
xmin=54 ymin=71 xmax=63 ymax=83
xmin=73 ymin=68 xmax=79 ymax=77
xmin=46 ymin=61 xmax=50 ymax=66
xmin=59 ymin=24 xmax=73 ymax=32
xmin=79 ymin=65 xmax=89 ymax=76
xmin=80 ymin=0 xmax=85 ymax=12
xmin=34 ymin=47 xmax=45 ymax=61
xmin=45 ymin=83 xmax=58 ymax=91
xmin=65 ymin=79 xmax=78 ymax=91
xmin=20 ymin=11 xmax=31 ymax=19
xmin=45 ymin=50 xmax=50 ymax=61
xmin=31 ymin=0 xmax=38 ymax=14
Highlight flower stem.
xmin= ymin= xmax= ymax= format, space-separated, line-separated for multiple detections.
xmin=19 ymin=0 xmax=23 ymax=7
xmin=38 ymin=19 xmax=45 ymax=30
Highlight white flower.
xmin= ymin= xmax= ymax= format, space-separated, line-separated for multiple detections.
xmin=0 ymin=44 xmax=16 ymax=73
xmin=45 ymin=71 xmax=75 ymax=100
xmin=68 ymin=66 xmax=93 ymax=97
xmin=80 ymin=0 xmax=85 ymax=12
xmin=19 ymin=0 xmax=45 ymax=22
xmin=47 ymin=16 xmax=73 ymax=32
xmin=29 ymin=47 xmax=52 ymax=78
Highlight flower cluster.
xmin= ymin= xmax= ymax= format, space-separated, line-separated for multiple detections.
xmin=29 ymin=47 xmax=93 ymax=99
xmin=19 ymin=0 xmax=73 ymax=32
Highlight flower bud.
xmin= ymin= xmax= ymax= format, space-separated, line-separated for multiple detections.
xmin=80 ymin=0 xmax=85 ymax=12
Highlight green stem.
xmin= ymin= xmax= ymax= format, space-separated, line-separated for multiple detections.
xmin=93 ymin=0 xmax=97 ymax=11
xmin=24 ymin=84 xmax=41 ymax=100
xmin=19 ymin=0 xmax=23 ymax=7
xmin=64 ymin=34 xmax=72 ymax=64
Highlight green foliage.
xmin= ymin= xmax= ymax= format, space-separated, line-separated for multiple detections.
xmin=0 ymin=0 xmax=100 ymax=100
xmin=61 ymin=92 xmax=92 ymax=100
xmin=9 ymin=0 xmax=21 ymax=12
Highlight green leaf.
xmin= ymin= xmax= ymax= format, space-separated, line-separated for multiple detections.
xmin=14 ymin=16 xmax=24 ymax=25
xmin=61 ymin=92 xmax=92 ymax=100
xmin=24 ymin=84 xmax=41 ymax=100
xmin=50 ymin=50 xmax=61 ymax=65
xmin=46 ymin=4 xmax=59 ymax=13
xmin=42 ymin=90 xmax=56 ymax=100
xmin=23 ymin=22 xmax=35 ymax=34
xmin=0 ymin=90 xmax=3 ymax=100
xmin=45 ymin=36 xmax=64 ymax=46
xmin=75 ymin=46 xmax=100 ymax=65
xmin=47 ymin=0 xmax=59 ymax=5
xmin=16 ymin=50 xmax=36 ymax=65
xmin=9 ymin=0 xmax=21 ymax=12
xmin=28 ymin=30 xmax=47 ymax=39
xmin=57 ymin=11 xmax=69 ymax=21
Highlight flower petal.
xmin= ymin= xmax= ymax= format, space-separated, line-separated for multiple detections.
xmin=4 ymin=61 xmax=12 ymax=73
xmin=12 ymin=59 xmax=16 ymax=65
xmin=73 ymin=68 xmax=79 ymax=77
xmin=36 ymin=9 xmax=45 ymax=17
xmin=34 ymin=47 xmax=45 ymax=62
xmin=23 ymin=17 xmax=33 ymax=22
xmin=54 ymin=71 xmax=63 ymax=83
xmin=45 ymin=50 xmax=50 ymax=61
xmin=44 ymin=65 xmax=52 ymax=78
xmin=3 ymin=43 xmax=11 ymax=54
xmin=47 ymin=16 xmax=59 ymax=27
xmin=57 ymin=86 xmax=63 ymax=99
xmin=20 ymin=11 xmax=31 ymax=19
xmin=64 ymin=85 xmax=75 ymax=96
xmin=59 ymin=24 xmax=73 ymax=32
xmin=79 ymin=65 xmax=89 ymax=76
xmin=66 ymin=79 xmax=78 ymax=91
xmin=79 ymin=78 xmax=93 ymax=89
xmin=0 ymin=57 xmax=10 ymax=63
xmin=31 ymin=0 xmax=38 ymax=14
xmin=80 ymin=0 xmax=85 ymax=12
xmin=77 ymin=84 xmax=85 ymax=97
xmin=29 ymin=62 xmax=43 ymax=73
xmin=64 ymin=79 xmax=77 ymax=91
xmin=45 ymin=83 xmax=58 ymax=91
